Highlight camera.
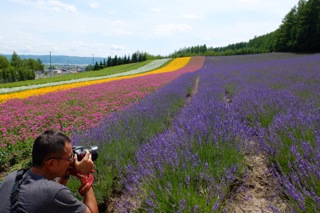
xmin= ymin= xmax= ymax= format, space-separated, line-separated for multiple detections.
xmin=73 ymin=145 xmax=98 ymax=161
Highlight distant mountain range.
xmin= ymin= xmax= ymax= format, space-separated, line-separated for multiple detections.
xmin=0 ymin=53 xmax=105 ymax=65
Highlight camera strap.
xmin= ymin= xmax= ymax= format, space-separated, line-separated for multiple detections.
xmin=10 ymin=168 xmax=29 ymax=213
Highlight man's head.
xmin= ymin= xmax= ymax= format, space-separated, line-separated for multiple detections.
xmin=32 ymin=129 xmax=72 ymax=167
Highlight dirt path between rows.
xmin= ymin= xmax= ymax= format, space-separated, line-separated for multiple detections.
xmin=224 ymin=140 xmax=290 ymax=212
xmin=186 ymin=75 xmax=199 ymax=103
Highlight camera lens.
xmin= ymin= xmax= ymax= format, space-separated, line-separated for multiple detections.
xmin=89 ymin=146 xmax=98 ymax=161
xmin=73 ymin=145 xmax=98 ymax=161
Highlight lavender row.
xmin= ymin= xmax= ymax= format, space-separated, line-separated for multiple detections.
xmin=226 ymin=53 xmax=320 ymax=212
xmin=263 ymin=97 xmax=320 ymax=212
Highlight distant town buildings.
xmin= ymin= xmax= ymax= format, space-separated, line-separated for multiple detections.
xmin=35 ymin=64 xmax=87 ymax=79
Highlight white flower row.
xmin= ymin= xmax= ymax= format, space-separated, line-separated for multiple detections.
xmin=0 ymin=58 xmax=171 ymax=94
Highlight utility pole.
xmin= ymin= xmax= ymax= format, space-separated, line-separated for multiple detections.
xmin=92 ymin=54 xmax=94 ymax=66
xmin=50 ymin=51 xmax=52 ymax=77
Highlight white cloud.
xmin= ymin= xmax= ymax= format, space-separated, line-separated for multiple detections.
xmin=150 ymin=8 xmax=161 ymax=13
xmin=241 ymin=0 xmax=261 ymax=3
xmin=107 ymin=10 xmax=116 ymax=15
xmin=181 ymin=14 xmax=201 ymax=20
xmin=113 ymin=20 xmax=124 ymax=25
xmin=46 ymin=1 xmax=77 ymax=13
xmin=10 ymin=0 xmax=33 ymax=5
xmin=90 ymin=2 xmax=100 ymax=9
xmin=11 ymin=0 xmax=77 ymax=13
xmin=155 ymin=24 xmax=191 ymax=36
xmin=111 ymin=29 xmax=133 ymax=36
xmin=110 ymin=44 xmax=126 ymax=51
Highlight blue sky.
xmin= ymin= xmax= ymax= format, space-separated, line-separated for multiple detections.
xmin=0 ymin=0 xmax=298 ymax=57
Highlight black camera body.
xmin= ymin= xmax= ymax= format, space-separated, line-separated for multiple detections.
xmin=73 ymin=145 xmax=98 ymax=161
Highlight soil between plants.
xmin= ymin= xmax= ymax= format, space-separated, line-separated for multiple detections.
xmin=224 ymin=141 xmax=290 ymax=213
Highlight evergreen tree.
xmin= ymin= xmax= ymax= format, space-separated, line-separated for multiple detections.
xmin=131 ymin=52 xmax=137 ymax=63
xmin=114 ymin=55 xmax=118 ymax=66
xmin=123 ymin=55 xmax=128 ymax=64
xmin=99 ymin=61 xmax=104 ymax=69
xmin=295 ymin=0 xmax=320 ymax=52
xmin=0 ymin=56 xmax=9 ymax=69
xmin=138 ymin=53 xmax=142 ymax=62
xmin=94 ymin=62 xmax=100 ymax=70
xmin=6 ymin=66 xmax=18 ymax=82
xmin=107 ymin=56 xmax=112 ymax=67
xmin=10 ymin=52 xmax=23 ymax=68
xmin=274 ymin=7 xmax=298 ymax=51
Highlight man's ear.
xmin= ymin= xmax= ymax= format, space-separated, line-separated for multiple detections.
xmin=44 ymin=159 xmax=56 ymax=170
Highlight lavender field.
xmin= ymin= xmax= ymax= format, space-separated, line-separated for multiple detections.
xmin=70 ymin=53 xmax=320 ymax=212
xmin=1 ymin=53 xmax=318 ymax=212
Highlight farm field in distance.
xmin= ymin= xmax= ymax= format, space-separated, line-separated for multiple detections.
xmin=1 ymin=53 xmax=319 ymax=212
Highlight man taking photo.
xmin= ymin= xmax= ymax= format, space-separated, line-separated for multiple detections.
xmin=0 ymin=129 xmax=98 ymax=213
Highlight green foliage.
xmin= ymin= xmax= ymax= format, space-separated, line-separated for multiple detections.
xmin=0 ymin=56 xmax=9 ymax=69
xmin=274 ymin=0 xmax=320 ymax=52
xmin=269 ymin=127 xmax=316 ymax=175
xmin=274 ymin=7 xmax=298 ymax=52
xmin=169 ymin=40 xmax=272 ymax=57
xmin=141 ymin=137 xmax=245 ymax=212
xmin=10 ymin=52 xmax=23 ymax=68
xmin=142 ymin=165 xmax=219 ymax=212
xmin=0 ymin=139 xmax=33 ymax=175
xmin=0 ymin=52 xmax=44 ymax=83
xmin=170 ymin=45 xmax=209 ymax=57
xmin=93 ymin=51 xmax=163 ymax=71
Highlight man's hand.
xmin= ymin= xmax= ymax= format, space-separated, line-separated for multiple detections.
xmin=73 ymin=151 xmax=94 ymax=174
xmin=72 ymin=151 xmax=98 ymax=212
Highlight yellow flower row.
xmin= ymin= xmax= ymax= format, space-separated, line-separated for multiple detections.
xmin=0 ymin=57 xmax=191 ymax=104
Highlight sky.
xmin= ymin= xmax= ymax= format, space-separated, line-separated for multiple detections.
xmin=0 ymin=0 xmax=298 ymax=57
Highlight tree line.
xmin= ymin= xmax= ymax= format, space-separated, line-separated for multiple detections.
xmin=274 ymin=0 xmax=320 ymax=52
xmin=87 ymin=51 xmax=164 ymax=71
xmin=0 ymin=52 xmax=44 ymax=83
xmin=170 ymin=0 xmax=320 ymax=57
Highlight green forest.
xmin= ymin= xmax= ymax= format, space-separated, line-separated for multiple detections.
xmin=0 ymin=52 xmax=44 ymax=83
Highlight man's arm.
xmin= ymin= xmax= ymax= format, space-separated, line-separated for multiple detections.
xmin=56 ymin=175 xmax=98 ymax=213
xmin=84 ymin=187 xmax=98 ymax=213
xmin=73 ymin=151 xmax=98 ymax=213
xmin=56 ymin=176 xmax=69 ymax=186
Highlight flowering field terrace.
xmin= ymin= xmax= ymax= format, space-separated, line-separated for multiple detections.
xmin=0 ymin=57 xmax=205 ymax=169
xmin=0 ymin=58 xmax=171 ymax=94
xmin=0 ymin=58 xmax=187 ymax=104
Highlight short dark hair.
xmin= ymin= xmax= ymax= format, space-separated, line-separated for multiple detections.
xmin=32 ymin=129 xmax=71 ymax=167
